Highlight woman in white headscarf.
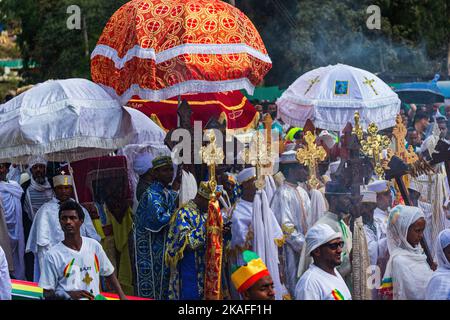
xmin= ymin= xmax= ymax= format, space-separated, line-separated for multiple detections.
xmin=380 ymin=205 xmax=433 ymax=300
xmin=425 ymin=229 xmax=450 ymax=300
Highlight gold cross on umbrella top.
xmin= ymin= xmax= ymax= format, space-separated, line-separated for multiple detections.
xmin=363 ymin=77 xmax=378 ymax=95
xmin=296 ymin=131 xmax=327 ymax=189
xmin=304 ymin=76 xmax=320 ymax=95
xmin=243 ymin=131 xmax=273 ymax=190
xmin=200 ymin=129 xmax=224 ymax=198
xmin=360 ymin=123 xmax=391 ymax=179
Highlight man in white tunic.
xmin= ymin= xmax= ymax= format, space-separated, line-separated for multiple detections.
xmin=304 ymin=181 xmax=353 ymax=283
xmin=270 ymin=151 xmax=309 ymax=297
xmin=0 ymin=245 xmax=11 ymax=300
xmin=26 ymin=172 xmax=100 ymax=282
xmin=21 ymin=156 xmax=54 ymax=280
xmin=39 ymin=200 xmax=126 ymax=300
xmin=295 ymin=223 xmax=352 ymax=300
xmin=0 ymin=162 xmax=25 ymax=279
xmin=230 ymin=167 xmax=257 ymax=262
xmin=367 ymin=180 xmax=392 ymax=236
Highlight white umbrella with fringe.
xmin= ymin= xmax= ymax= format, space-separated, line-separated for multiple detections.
xmin=276 ymin=63 xmax=401 ymax=131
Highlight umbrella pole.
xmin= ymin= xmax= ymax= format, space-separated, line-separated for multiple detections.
xmin=67 ymin=161 xmax=79 ymax=202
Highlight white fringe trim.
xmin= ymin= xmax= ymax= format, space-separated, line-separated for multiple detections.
xmin=91 ymin=43 xmax=272 ymax=69
xmin=0 ymin=134 xmax=135 ymax=165
xmin=100 ymin=78 xmax=255 ymax=105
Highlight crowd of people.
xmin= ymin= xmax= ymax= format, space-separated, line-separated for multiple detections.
xmin=0 ymin=99 xmax=449 ymax=301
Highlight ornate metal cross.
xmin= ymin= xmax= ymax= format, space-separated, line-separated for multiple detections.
xmin=200 ymin=130 xmax=224 ymax=198
xmin=243 ymin=131 xmax=272 ymax=190
xmin=363 ymin=77 xmax=378 ymax=95
xmin=296 ymin=131 xmax=327 ymax=189
xmin=360 ymin=123 xmax=391 ymax=179
xmin=304 ymin=76 xmax=320 ymax=95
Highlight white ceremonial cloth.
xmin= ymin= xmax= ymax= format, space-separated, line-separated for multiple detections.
xmin=0 ymin=245 xmax=11 ymax=300
xmin=0 ymin=180 xmax=25 ymax=279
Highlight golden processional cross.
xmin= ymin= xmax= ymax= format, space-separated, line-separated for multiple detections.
xmin=200 ymin=130 xmax=225 ymax=198
xmin=390 ymin=114 xmax=418 ymax=165
xmin=243 ymin=130 xmax=273 ymax=190
xmin=296 ymin=131 xmax=327 ymax=189
xmin=360 ymin=123 xmax=391 ymax=179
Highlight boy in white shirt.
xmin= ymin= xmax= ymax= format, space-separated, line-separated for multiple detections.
xmin=295 ymin=224 xmax=351 ymax=300
xmin=39 ymin=200 xmax=126 ymax=300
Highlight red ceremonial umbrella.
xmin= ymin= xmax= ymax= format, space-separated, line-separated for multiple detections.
xmin=91 ymin=0 xmax=272 ymax=104
xmin=127 ymin=90 xmax=259 ymax=132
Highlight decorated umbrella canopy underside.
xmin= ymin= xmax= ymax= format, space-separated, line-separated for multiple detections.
xmin=127 ymin=90 xmax=259 ymax=133
xmin=91 ymin=0 xmax=272 ymax=104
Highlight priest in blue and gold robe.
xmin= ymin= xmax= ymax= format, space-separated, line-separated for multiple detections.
xmin=165 ymin=182 xmax=211 ymax=300
xmin=134 ymin=156 xmax=178 ymax=299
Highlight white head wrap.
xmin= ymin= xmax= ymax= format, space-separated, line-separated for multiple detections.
xmin=367 ymin=180 xmax=390 ymax=193
xmin=386 ymin=205 xmax=425 ymax=254
xmin=305 ymin=223 xmax=342 ymax=256
xmin=436 ymin=229 xmax=450 ymax=270
xmin=133 ymin=152 xmax=154 ymax=176
xmin=28 ymin=156 xmax=47 ymax=170
xmin=237 ymin=167 xmax=256 ymax=184
xmin=360 ymin=186 xmax=376 ymax=203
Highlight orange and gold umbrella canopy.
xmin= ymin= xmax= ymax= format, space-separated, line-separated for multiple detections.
xmin=91 ymin=0 xmax=272 ymax=104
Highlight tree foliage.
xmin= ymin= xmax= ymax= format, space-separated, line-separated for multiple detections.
xmin=0 ymin=0 xmax=448 ymax=87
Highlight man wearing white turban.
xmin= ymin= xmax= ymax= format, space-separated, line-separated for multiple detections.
xmin=133 ymin=152 xmax=154 ymax=202
xmin=21 ymin=156 xmax=54 ymax=280
xmin=295 ymin=224 xmax=351 ymax=300
xmin=380 ymin=205 xmax=433 ymax=300
xmin=425 ymin=229 xmax=450 ymax=300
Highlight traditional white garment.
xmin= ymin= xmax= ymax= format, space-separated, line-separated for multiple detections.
xmin=179 ymin=169 xmax=197 ymax=206
xmin=295 ymin=264 xmax=352 ymax=300
xmin=23 ymin=177 xmax=54 ymax=221
xmin=39 ymin=237 xmax=114 ymax=297
xmin=373 ymin=207 xmax=389 ymax=235
xmin=0 ymin=202 xmax=13 ymax=273
xmin=230 ymin=199 xmax=253 ymax=256
xmin=0 ymin=180 xmax=25 ymax=280
xmin=426 ymin=229 xmax=450 ymax=300
xmin=0 ymin=245 xmax=12 ymax=300
xmin=263 ymin=175 xmax=277 ymax=203
xmin=252 ymin=189 xmax=284 ymax=300
xmin=6 ymin=165 xmax=22 ymax=185
xmin=309 ymin=189 xmax=327 ymax=228
xmin=363 ymin=220 xmax=388 ymax=268
xmin=382 ymin=205 xmax=433 ymax=300
xmin=26 ymin=198 xmax=101 ymax=282
xmin=296 ymin=184 xmax=312 ymax=230
xmin=270 ymin=182 xmax=307 ymax=296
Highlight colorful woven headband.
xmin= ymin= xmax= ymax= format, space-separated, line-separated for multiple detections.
xmin=151 ymin=156 xmax=172 ymax=170
xmin=231 ymin=251 xmax=270 ymax=293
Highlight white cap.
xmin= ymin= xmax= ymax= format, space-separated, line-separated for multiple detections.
xmin=53 ymin=174 xmax=73 ymax=187
xmin=280 ymin=150 xmax=297 ymax=164
xmin=237 ymin=167 xmax=256 ymax=184
xmin=305 ymin=224 xmax=342 ymax=256
xmin=367 ymin=180 xmax=390 ymax=193
xmin=360 ymin=186 xmax=376 ymax=203
xmin=133 ymin=152 xmax=154 ymax=176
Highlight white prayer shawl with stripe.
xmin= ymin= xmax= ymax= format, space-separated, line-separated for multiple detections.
xmin=0 ymin=180 xmax=25 ymax=279
xmin=23 ymin=177 xmax=54 ymax=221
